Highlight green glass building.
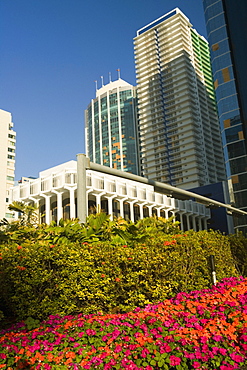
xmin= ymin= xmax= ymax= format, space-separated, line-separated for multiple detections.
xmin=85 ymin=78 xmax=140 ymax=175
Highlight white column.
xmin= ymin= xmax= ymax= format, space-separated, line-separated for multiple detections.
xmin=108 ymin=197 xmax=113 ymax=220
xmin=130 ymin=202 xmax=134 ymax=222
xmin=96 ymin=194 xmax=102 ymax=212
xmin=69 ymin=188 xmax=76 ymax=219
xmin=156 ymin=208 xmax=161 ymax=217
xmin=179 ymin=213 xmax=184 ymax=231
xmin=77 ymin=154 xmax=89 ymax=224
xmin=56 ymin=192 xmax=63 ymax=224
xmin=192 ymin=215 xmax=197 ymax=231
xmin=148 ymin=205 xmax=153 ymax=217
xmin=198 ymin=217 xmax=202 ymax=231
xmin=186 ymin=215 xmax=190 ymax=230
xmin=44 ymin=195 xmax=51 ymax=224
xmin=119 ymin=199 xmax=124 ymax=218
xmin=139 ymin=204 xmax=144 ymax=219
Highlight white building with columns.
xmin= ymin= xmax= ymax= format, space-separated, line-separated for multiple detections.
xmin=11 ymin=159 xmax=212 ymax=231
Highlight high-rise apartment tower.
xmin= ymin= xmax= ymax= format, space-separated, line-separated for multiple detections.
xmin=203 ymin=0 xmax=247 ymax=233
xmin=0 ymin=109 xmax=16 ymax=219
xmin=85 ymin=78 xmax=140 ymax=175
xmin=134 ymin=8 xmax=226 ymax=189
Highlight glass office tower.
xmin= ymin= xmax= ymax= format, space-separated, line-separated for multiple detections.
xmin=134 ymin=8 xmax=226 ymax=190
xmin=85 ymin=78 xmax=140 ymax=175
xmin=203 ymin=0 xmax=247 ymax=233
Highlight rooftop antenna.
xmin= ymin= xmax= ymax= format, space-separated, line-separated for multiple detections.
xmin=109 ymin=72 xmax=112 ymax=83
xmin=117 ymin=68 xmax=121 ymax=79
xmin=94 ymin=80 xmax=98 ymax=92
xmin=101 ymin=76 xmax=104 ymax=87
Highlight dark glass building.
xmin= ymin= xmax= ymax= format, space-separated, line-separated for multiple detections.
xmin=203 ymin=0 xmax=247 ymax=233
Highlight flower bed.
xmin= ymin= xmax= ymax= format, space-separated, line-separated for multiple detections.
xmin=0 ymin=277 xmax=247 ymax=369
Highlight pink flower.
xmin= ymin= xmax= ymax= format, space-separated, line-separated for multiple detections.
xmin=192 ymin=361 xmax=202 ymax=369
xmin=169 ymin=355 xmax=181 ymax=366
xmin=141 ymin=348 xmax=149 ymax=358
xmin=114 ymin=345 xmax=122 ymax=353
xmin=86 ymin=329 xmax=96 ymax=336
xmin=230 ymin=352 xmax=245 ymax=363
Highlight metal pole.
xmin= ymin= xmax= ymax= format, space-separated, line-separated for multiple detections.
xmin=76 ymin=154 xmax=90 ymax=224
xmin=209 ymin=255 xmax=217 ymax=285
xmin=88 ymin=161 xmax=247 ymax=217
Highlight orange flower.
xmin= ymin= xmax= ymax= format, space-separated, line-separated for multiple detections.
xmin=65 ymin=351 xmax=76 ymax=359
xmin=47 ymin=353 xmax=54 ymax=362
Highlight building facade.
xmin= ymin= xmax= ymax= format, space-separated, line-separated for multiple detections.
xmin=203 ymin=0 xmax=247 ymax=233
xmin=11 ymin=160 xmax=212 ymax=231
xmin=134 ymin=8 xmax=226 ymax=189
xmin=85 ymin=78 xmax=140 ymax=175
xmin=0 ymin=109 xmax=16 ymax=220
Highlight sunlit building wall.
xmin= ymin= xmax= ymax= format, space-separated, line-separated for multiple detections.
xmin=134 ymin=8 xmax=226 ymax=189
xmin=85 ymin=78 xmax=140 ymax=175
xmin=0 ymin=109 xmax=16 ymax=219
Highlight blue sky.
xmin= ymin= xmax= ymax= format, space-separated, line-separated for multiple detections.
xmin=0 ymin=0 xmax=207 ymax=180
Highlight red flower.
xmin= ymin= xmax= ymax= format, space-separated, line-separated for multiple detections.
xmin=164 ymin=241 xmax=172 ymax=246
xmin=17 ymin=245 xmax=22 ymax=250
xmin=115 ymin=278 xmax=121 ymax=282
xmin=16 ymin=266 xmax=26 ymax=271
xmin=101 ymin=274 xmax=105 ymax=278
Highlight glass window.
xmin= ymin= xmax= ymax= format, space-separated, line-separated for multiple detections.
xmin=230 ymin=155 xmax=247 ymax=175
xmin=225 ymin=125 xmax=244 ymax=144
xmin=227 ymin=141 xmax=246 ymax=159
xmin=232 ymin=173 xmax=247 ymax=191
xmin=6 ymin=175 xmax=14 ymax=181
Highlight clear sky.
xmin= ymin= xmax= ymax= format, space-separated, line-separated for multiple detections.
xmin=0 ymin=0 xmax=207 ymax=181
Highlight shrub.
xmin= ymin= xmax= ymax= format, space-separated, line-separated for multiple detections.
xmin=228 ymin=232 xmax=247 ymax=277
xmin=0 ymin=230 xmax=237 ymax=323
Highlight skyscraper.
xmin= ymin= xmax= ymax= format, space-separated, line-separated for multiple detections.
xmin=134 ymin=8 xmax=226 ymax=189
xmin=0 ymin=109 xmax=16 ymax=220
xmin=85 ymin=77 xmax=140 ymax=175
xmin=203 ymin=0 xmax=247 ymax=233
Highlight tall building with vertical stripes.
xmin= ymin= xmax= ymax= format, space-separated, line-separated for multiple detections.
xmin=85 ymin=78 xmax=140 ymax=175
xmin=203 ymin=0 xmax=247 ymax=233
xmin=0 ymin=109 xmax=16 ymax=220
xmin=134 ymin=8 xmax=226 ymax=189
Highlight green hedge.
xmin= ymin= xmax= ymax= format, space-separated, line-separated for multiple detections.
xmin=229 ymin=232 xmax=247 ymax=276
xmin=0 ymin=229 xmax=237 ymax=324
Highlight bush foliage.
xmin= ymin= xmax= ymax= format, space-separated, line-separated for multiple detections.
xmin=0 ymin=223 xmax=237 ymax=322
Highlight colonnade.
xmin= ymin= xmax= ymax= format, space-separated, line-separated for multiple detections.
xmin=11 ymin=163 xmax=211 ymax=231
